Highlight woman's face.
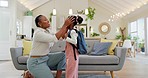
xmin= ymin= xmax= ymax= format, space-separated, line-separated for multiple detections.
xmin=38 ymin=16 xmax=50 ymax=29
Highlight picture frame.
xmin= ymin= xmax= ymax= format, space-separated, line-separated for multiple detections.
xmin=76 ymin=24 xmax=87 ymax=37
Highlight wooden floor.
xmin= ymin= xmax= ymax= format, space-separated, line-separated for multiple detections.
xmin=115 ymin=53 xmax=148 ymax=78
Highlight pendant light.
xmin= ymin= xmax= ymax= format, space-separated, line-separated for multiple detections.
xmin=85 ymin=8 xmax=88 ymax=15
xmin=69 ymin=0 xmax=73 ymax=15
xmin=52 ymin=0 xmax=56 ymax=15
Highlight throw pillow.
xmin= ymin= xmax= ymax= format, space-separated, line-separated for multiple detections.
xmin=23 ymin=39 xmax=32 ymax=56
xmin=101 ymin=38 xmax=119 ymax=55
xmin=86 ymin=40 xmax=100 ymax=54
xmin=90 ymin=42 xmax=112 ymax=56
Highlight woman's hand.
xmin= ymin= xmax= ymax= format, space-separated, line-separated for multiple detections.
xmin=63 ymin=16 xmax=75 ymax=28
xmin=64 ymin=33 xmax=68 ymax=39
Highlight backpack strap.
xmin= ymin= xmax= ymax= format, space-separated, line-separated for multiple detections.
xmin=71 ymin=43 xmax=77 ymax=60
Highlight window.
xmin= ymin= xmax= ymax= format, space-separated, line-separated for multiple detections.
xmin=129 ymin=18 xmax=145 ymax=53
xmin=130 ymin=21 xmax=137 ymax=39
xmin=0 ymin=0 xmax=8 ymax=7
xmin=129 ymin=18 xmax=144 ymax=42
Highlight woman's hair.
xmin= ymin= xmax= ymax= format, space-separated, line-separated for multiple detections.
xmin=73 ymin=15 xmax=83 ymax=26
xmin=35 ymin=15 xmax=43 ymax=27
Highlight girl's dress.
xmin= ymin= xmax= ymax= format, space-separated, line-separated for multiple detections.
xmin=65 ymin=29 xmax=79 ymax=78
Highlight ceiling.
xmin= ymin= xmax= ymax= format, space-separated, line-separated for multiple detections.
xmin=91 ymin=0 xmax=148 ymax=21
xmin=18 ymin=0 xmax=148 ymax=19
xmin=17 ymin=0 xmax=52 ymax=11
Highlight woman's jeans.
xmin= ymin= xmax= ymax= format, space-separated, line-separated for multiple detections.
xmin=27 ymin=52 xmax=66 ymax=78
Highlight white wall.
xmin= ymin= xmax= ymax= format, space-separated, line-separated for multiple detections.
xmin=16 ymin=1 xmax=29 ymax=21
xmin=88 ymin=0 xmax=122 ymax=39
xmin=32 ymin=0 xmax=122 ymax=39
xmin=33 ymin=0 xmax=88 ymax=28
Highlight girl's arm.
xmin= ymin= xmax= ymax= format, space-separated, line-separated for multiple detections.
xmin=66 ymin=30 xmax=78 ymax=45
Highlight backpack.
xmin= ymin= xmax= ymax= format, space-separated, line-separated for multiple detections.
xmin=68 ymin=29 xmax=87 ymax=60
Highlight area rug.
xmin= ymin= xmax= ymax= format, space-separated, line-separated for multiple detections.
xmin=61 ymin=74 xmax=117 ymax=78
xmin=19 ymin=74 xmax=117 ymax=78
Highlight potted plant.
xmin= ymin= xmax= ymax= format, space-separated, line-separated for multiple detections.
xmin=91 ymin=32 xmax=100 ymax=37
xmin=126 ymin=35 xmax=131 ymax=40
xmin=115 ymin=34 xmax=122 ymax=40
xmin=49 ymin=12 xmax=53 ymax=22
xmin=80 ymin=28 xmax=85 ymax=33
xmin=86 ymin=7 xmax=96 ymax=21
xmin=138 ymin=39 xmax=145 ymax=52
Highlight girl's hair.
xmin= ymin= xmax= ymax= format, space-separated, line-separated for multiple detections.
xmin=35 ymin=15 xmax=43 ymax=27
xmin=73 ymin=15 xmax=83 ymax=26
xmin=77 ymin=16 xmax=83 ymax=24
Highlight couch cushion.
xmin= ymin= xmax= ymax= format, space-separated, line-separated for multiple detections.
xmin=18 ymin=56 xmax=28 ymax=64
xmin=101 ymin=38 xmax=119 ymax=55
xmin=50 ymin=40 xmax=66 ymax=52
xmin=23 ymin=39 xmax=32 ymax=56
xmin=86 ymin=40 xmax=100 ymax=54
xmin=17 ymin=55 xmax=119 ymax=65
xmin=79 ymin=55 xmax=119 ymax=65
xmin=90 ymin=42 xmax=112 ymax=55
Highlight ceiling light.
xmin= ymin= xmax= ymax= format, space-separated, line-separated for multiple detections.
xmin=52 ymin=0 xmax=56 ymax=15
xmin=108 ymin=19 xmax=111 ymax=21
xmin=69 ymin=9 xmax=73 ymax=15
xmin=127 ymin=11 xmax=130 ymax=14
xmin=0 ymin=0 xmax=8 ymax=7
xmin=53 ymin=8 xmax=56 ymax=15
xmin=143 ymin=2 xmax=147 ymax=5
xmin=85 ymin=8 xmax=88 ymax=15
xmin=69 ymin=0 xmax=73 ymax=15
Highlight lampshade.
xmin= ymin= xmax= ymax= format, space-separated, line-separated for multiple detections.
xmin=69 ymin=9 xmax=73 ymax=15
xmin=85 ymin=8 xmax=88 ymax=15
xmin=53 ymin=8 xmax=56 ymax=15
xmin=122 ymin=40 xmax=132 ymax=48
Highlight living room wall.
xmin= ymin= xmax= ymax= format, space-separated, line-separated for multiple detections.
xmin=32 ymin=0 xmax=123 ymax=39
xmin=16 ymin=1 xmax=29 ymax=21
xmin=32 ymin=0 xmax=88 ymax=28
xmin=88 ymin=0 xmax=123 ymax=39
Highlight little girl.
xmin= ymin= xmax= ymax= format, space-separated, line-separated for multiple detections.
xmin=64 ymin=16 xmax=83 ymax=78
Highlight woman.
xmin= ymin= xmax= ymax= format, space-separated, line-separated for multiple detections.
xmin=64 ymin=16 xmax=83 ymax=78
xmin=27 ymin=15 xmax=74 ymax=78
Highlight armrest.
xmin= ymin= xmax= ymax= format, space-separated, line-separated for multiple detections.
xmin=10 ymin=47 xmax=23 ymax=59
xmin=115 ymin=47 xmax=127 ymax=58
xmin=114 ymin=47 xmax=127 ymax=70
xmin=10 ymin=47 xmax=27 ymax=70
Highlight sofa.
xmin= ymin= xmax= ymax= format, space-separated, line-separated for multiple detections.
xmin=10 ymin=38 xmax=127 ymax=78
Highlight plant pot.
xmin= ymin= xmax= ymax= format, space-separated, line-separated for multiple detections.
xmin=141 ymin=48 xmax=145 ymax=52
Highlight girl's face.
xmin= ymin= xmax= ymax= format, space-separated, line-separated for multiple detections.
xmin=38 ymin=16 xmax=50 ymax=29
